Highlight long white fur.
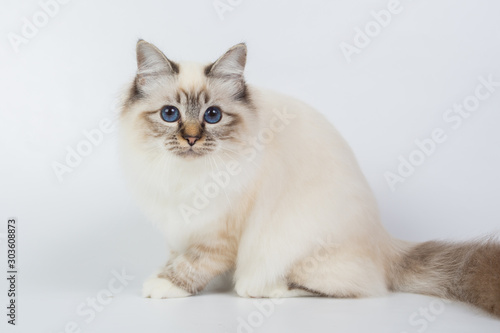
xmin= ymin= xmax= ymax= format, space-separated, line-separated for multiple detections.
xmin=120 ymin=60 xmax=397 ymax=298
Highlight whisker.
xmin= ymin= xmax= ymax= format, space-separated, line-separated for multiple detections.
xmin=219 ymin=147 xmax=260 ymax=168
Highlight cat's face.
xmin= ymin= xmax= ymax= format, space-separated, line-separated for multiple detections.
xmin=121 ymin=41 xmax=257 ymax=160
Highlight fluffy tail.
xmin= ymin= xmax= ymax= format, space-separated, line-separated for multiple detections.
xmin=389 ymin=237 xmax=500 ymax=317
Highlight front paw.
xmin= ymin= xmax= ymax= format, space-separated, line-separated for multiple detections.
xmin=142 ymin=276 xmax=191 ymax=299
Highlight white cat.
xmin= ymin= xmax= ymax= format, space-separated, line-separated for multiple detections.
xmin=119 ymin=40 xmax=500 ymax=316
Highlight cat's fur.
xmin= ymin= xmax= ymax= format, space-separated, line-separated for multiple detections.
xmin=119 ymin=40 xmax=500 ymax=317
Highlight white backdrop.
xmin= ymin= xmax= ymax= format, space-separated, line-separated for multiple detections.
xmin=1 ymin=1 xmax=500 ymax=332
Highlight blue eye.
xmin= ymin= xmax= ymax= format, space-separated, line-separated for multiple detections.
xmin=160 ymin=105 xmax=180 ymax=122
xmin=204 ymin=106 xmax=222 ymax=124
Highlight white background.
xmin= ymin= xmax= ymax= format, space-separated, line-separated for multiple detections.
xmin=1 ymin=0 xmax=500 ymax=332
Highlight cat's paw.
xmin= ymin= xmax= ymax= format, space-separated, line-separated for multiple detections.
xmin=235 ymin=278 xmax=273 ymax=298
xmin=142 ymin=276 xmax=191 ymax=299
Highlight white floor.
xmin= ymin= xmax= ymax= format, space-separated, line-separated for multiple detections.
xmin=5 ymin=283 xmax=500 ymax=333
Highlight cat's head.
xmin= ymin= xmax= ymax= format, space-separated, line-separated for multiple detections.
xmin=121 ymin=40 xmax=257 ymax=160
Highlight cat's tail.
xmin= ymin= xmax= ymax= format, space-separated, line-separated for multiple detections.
xmin=388 ymin=236 xmax=500 ymax=317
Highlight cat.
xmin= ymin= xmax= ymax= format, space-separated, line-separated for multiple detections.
xmin=119 ymin=40 xmax=500 ymax=316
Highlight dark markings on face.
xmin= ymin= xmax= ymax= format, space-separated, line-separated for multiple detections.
xmin=126 ymin=77 xmax=144 ymax=104
xmin=204 ymin=63 xmax=213 ymax=76
xmin=141 ymin=110 xmax=178 ymax=139
xmin=168 ymin=60 xmax=180 ymax=75
xmin=217 ymin=111 xmax=242 ymax=140
xmin=234 ymin=83 xmax=249 ymax=103
xmin=177 ymin=88 xmax=207 ymax=119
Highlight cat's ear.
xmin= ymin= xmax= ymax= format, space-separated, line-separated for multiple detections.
xmin=206 ymin=43 xmax=247 ymax=79
xmin=136 ymin=40 xmax=178 ymax=86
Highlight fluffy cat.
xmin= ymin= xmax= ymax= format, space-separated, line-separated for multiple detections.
xmin=119 ymin=40 xmax=500 ymax=316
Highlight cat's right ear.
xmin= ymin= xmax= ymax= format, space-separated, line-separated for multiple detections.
xmin=135 ymin=40 xmax=178 ymax=87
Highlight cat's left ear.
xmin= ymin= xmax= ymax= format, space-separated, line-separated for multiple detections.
xmin=206 ymin=43 xmax=247 ymax=80
xmin=135 ymin=40 xmax=178 ymax=87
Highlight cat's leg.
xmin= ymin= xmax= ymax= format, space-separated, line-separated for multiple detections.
xmin=143 ymin=234 xmax=237 ymax=298
xmin=286 ymin=245 xmax=389 ymax=298
xmin=233 ymin=206 xmax=328 ymax=298
xmin=236 ymin=253 xmax=387 ymax=299
xmin=235 ymin=226 xmax=388 ymax=299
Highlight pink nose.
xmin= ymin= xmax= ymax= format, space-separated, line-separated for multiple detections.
xmin=183 ymin=136 xmax=199 ymax=146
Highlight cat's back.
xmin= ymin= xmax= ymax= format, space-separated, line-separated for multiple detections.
xmin=248 ymin=86 xmax=356 ymax=165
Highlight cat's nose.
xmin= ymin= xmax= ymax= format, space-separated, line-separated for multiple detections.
xmin=183 ymin=135 xmax=199 ymax=146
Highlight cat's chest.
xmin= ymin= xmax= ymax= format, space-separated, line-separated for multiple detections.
xmin=161 ymin=170 xmax=237 ymax=223
xmin=141 ymin=164 xmax=244 ymax=248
